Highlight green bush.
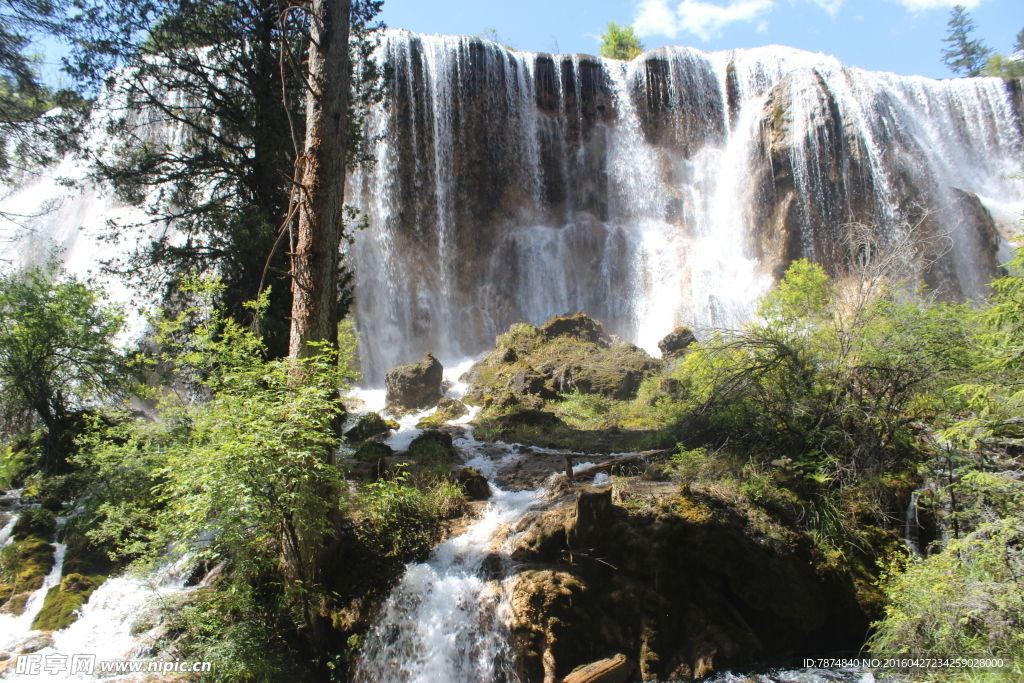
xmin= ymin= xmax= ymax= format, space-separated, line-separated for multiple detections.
xmin=353 ymin=474 xmax=464 ymax=560
xmin=78 ymin=277 xmax=356 ymax=636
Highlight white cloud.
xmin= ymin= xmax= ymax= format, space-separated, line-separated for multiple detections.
xmin=895 ymin=0 xmax=983 ymax=9
xmin=756 ymin=20 xmax=769 ymax=32
xmin=809 ymin=0 xmax=842 ymax=15
xmin=634 ymin=0 xmax=776 ymax=41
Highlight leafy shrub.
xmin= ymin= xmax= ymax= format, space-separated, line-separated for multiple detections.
xmin=352 ymin=474 xmax=463 ymax=559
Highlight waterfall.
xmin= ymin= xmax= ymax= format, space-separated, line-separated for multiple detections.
xmin=347 ymin=32 xmax=1023 ymax=383
xmin=0 ymin=33 xmax=1020 ymax=384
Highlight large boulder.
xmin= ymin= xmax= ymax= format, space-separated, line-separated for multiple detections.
xmin=558 ymin=343 xmax=662 ymax=400
xmin=344 ymin=412 xmax=400 ymax=442
xmin=507 ymin=488 xmax=872 ymax=681
xmin=462 ymin=315 xmax=660 ymax=405
xmin=457 ymin=467 xmax=492 ymax=501
xmin=657 ymin=327 xmax=696 ymax=360
xmin=407 ymin=430 xmax=457 ymax=463
xmin=385 ymin=353 xmax=444 ymax=412
xmin=539 ymin=313 xmax=610 ymax=346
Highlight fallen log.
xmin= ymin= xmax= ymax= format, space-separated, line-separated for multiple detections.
xmin=560 ymin=654 xmax=634 ymax=683
xmin=570 ymin=449 xmax=674 ymax=480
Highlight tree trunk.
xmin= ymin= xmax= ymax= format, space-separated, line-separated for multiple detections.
xmin=289 ymin=0 xmax=352 ymax=359
xmin=282 ymin=0 xmax=352 ymax=668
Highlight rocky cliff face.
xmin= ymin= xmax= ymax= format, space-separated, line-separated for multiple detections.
xmin=348 ymin=32 xmax=1023 ymax=383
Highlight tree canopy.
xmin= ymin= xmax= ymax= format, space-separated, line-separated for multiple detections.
xmin=598 ymin=21 xmax=644 ymax=61
xmin=941 ymin=5 xmax=993 ymax=77
xmin=0 ymin=260 xmax=131 ymax=472
xmin=64 ymin=0 xmax=385 ymax=357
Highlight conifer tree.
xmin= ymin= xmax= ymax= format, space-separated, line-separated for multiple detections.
xmin=941 ymin=5 xmax=992 ymax=77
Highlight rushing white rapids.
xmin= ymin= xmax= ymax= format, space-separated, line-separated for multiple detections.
xmin=351 ymin=417 xmax=543 ymax=683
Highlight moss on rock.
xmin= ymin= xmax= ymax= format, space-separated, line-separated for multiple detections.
xmin=12 ymin=509 xmax=56 ymax=542
xmin=462 ymin=315 xmax=661 ymax=407
xmin=406 ymin=430 xmax=456 ymax=463
xmin=344 ymin=412 xmax=400 ymax=442
xmin=32 ymin=573 xmax=102 ymax=631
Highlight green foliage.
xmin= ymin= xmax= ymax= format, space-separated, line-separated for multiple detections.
xmin=942 ymin=5 xmax=993 ymax=77
xmin=163 ymin=584 xmax=308 ymax=683
xmin=0 ymin=0 xmax=86 ymax=188
xmin=670 ymin=446 xmax=707 ymax=493
xmin=599 ymin=22 xmax=644 ymax=61
xmin=79 ymin=277 xmax=356 ymax=632
xmin=352 ymin=474 xmax=464 ymax=560
xmin=981 ymin=52 xmax=1024 ymax=77
xmin=872 ymin=507 xmax=1024 ymax=677
xmin=0 ymin=260 xmax=132 ymax=472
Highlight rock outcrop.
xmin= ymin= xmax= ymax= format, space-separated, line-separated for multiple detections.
xmin=344 ymin=412 xmax=400 ymax=442
xmin=456 ymin=467 xmax=491 ymax=501
xmin=507 ymin=486 xmax=871 ymax=681
xmin=657 ymin=327 xmax=696 ymax=360
xmin=384 ymin=353 xmax=444 ymax=412
xmin=462 ymin=315 xmax=661 ymax=405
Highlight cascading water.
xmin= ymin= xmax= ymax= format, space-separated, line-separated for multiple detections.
xmin=352 ymin=447 xmax=538 ymax=683
xmin=347 ymin=32 xmax=1023 ymax=383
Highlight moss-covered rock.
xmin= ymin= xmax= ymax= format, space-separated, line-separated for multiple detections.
xmin=456 ymin=468 xmax=491 ymax=501
xmin=385 ymin=353 xmax=444 ymax=412
xmin=406 ymin=430 xmax=456 ymax=463
xmin=12 ymin=508 xmax=56 ymax=542
xmin=353 ymin=441 xmax=394 ymax=464
xmin=32 ymin=573 xmax=101 ymax=631
xmin=539 ymin=313 xmax=610 ymax=346
xmin=657 ymin=327 xmax=697 ymax=360
xmin=507 ymin=487 xmax=871 ymax=681
xmin=563 ymin=343 xmax=661 ymax=400
xmin=415 ymin=397 xmax=470 ymax=429
xmin=344 ymin=412 xmax=400 ymax=442
xmin=0 ymin=536 xmax=56 ymax=615
xmin=462 ymin=315 xmax=661 ymax=405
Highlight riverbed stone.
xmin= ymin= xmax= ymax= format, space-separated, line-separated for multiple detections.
xmin=345 ymin=412 xmax=400 ymax=442
xmin=457 ymin=468 xmax=492 ymax=501
xmin=385 ymin=353 xmax=444 ymax=412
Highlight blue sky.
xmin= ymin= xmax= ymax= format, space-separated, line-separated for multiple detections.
xmin=378 ymin=0 xmax=1024 ymax=79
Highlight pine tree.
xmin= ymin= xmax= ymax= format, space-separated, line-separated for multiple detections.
xmin=63 ymin=0 xmax=385 ymax=357
xmin=941 ymin=5 xmax=992 ymax=77
xmin=0 ymin=1 xmax=84 ymax=194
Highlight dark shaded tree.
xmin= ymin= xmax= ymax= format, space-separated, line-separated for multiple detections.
xmin=0 ymin=0 xmax=84 ymax=207
xmin=65 ymin=0 xmax=384 ymax=357
xmin=0 ymin=261 xmax=131 ymax=473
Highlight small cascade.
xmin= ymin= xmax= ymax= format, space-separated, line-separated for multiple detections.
xmin=905 ymin=489 xmax=923 ymax=557
xmin=352 ymin=428 xmax=547 ymax=683
xmin=0 ymin=543 xmax=67 ymax=651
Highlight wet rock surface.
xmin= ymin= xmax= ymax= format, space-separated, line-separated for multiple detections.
xmin=384 ymin=352 xmax=444 ymax=412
